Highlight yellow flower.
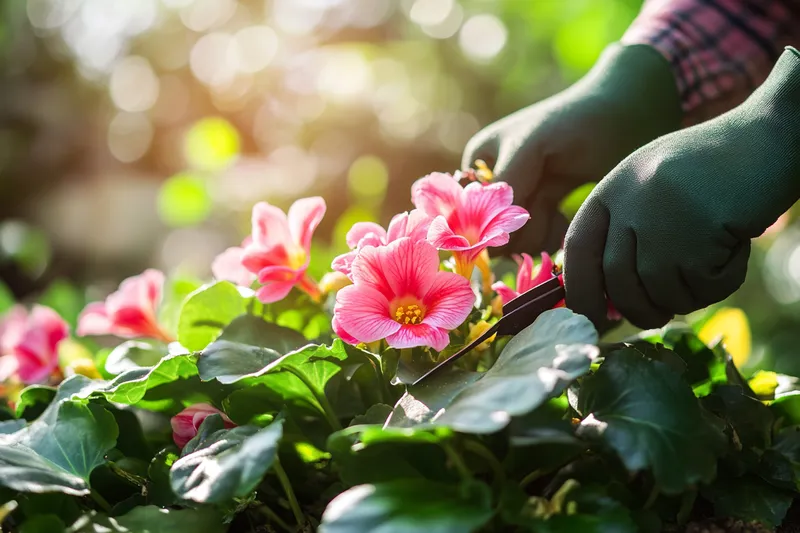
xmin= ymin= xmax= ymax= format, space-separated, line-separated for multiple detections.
xmin=490 ymin=295 xmax=504 ymax=318
xmin=467 ymin=320 xmax=496 ymax=352
xmin=698 ymin=307 xmax=751 ymax=368
xmin=65 ymin=359 xmax=102 ymax=380
xmin=474 ymin=159 xmax=494 ymax=182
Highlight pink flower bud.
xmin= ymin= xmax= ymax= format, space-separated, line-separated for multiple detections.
xmin=171 ymin=403 xmax=236 ymax=448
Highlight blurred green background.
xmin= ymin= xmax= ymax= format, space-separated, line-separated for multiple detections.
xmin=0 ymin=0 xmax=798 ymax=375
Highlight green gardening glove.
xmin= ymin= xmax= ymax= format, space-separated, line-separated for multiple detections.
xmin=462 ymin=43 xmax=682 ymax=253
xmin=564 ymin=47 xmax=800 ymax=330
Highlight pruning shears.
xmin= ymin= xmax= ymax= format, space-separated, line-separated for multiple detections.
xmin=412 ymin=276 xmax=566 ymax=386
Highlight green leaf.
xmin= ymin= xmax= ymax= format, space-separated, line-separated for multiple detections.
xmin=66 ymin=506 xmax=225 ymax=533
xmin=327 ymin=425 xmax=454 ymax=486
xmin=350 ymin=404 xmax=393 ymax=426
xmin=702 ymin=476 xmax=794 ymax=527
xmin=702 ymin=385 xmax=773 ymax=449
xmin=16 ymin=386 xmax=57 ymax=420
xmin=0 ymin=401 xmax=118 ymax=495
xmin=170 ymin=417 xmax=283 ymax=503
xmin=197 ymin=314 xmax=307 ymax=384
xmin=147 ymin=447 xmax=180 ymax=506
xmin=577 ymin=348 xmax=725 ymax=493
xmin=224 ymin=339 xmax=379 ymax=421
xmin=319 ymin=480 xmax=493 ymax=533
xmin=0 ymin=419 xmax=25 ymax=434
xmin=86 ymin=354 xmax=225 ymax=413
xmin=104 ymin=341 xmax=167 ymax=375
xmin=388 ymin=309 xmax=598 ymax=433
xmin=177 ymin=282 xmax=249 ymax=351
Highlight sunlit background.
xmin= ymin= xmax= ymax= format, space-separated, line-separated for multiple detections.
xmin=1 ymin=0 xmax=799 ymax=374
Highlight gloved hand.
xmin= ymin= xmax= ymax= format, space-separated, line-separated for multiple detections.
xmin=564 ymin=47 xmax=800 ymax=330
xmin=462 ymin=43 xmax=682 ymax=253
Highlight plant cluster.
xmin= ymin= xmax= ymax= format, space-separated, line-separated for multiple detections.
xmin=0 ymin=168 xmax=798 ymax=532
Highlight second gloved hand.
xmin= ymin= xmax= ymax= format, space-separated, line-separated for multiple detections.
xmin=462 ymin=43 xmax=682 ymax=254
xmin=564 ymin=47 xmax=800 ymax=330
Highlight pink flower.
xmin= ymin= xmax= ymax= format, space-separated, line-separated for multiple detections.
xmin=411 ymin=172 xmax=530 ymax=276
xmin=171 ymin=403 xmax=236 ymax=448
xmin=492 ymin=253 xmax=622 ymax=321
xmin=212 ymin=241 xmax=257 ymax=288
xmin=492 ymin=253 xmax=557 ymax=305
xmin=0 ymin=305 xmax=69 ymax=385
xmin=332 ymin=210 xmax=431 ymax=278
xmin=240 ymin=197 xmax=326 ymax=304
xmin=77 ymin=269 xmax=173 ymax=343
xmin=333 ymin=238 xmax=475 ymax=351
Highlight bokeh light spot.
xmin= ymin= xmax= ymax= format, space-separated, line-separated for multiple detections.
xmin=232 ymin=25 xmax=279 ymax=73
xmin=184 ymin=117 xmax=241 ymax=171
xmin=110 ymin=55 xmax=160 ymax=112
xmin=348 ymin=155 xmax=389 ymax=200
xmin=459 ymin=14 xmax=507 ymax=62
xmin=157 ymin=173 xmax=212 ymax=227
xmin=108 ymin=112 xmax=154 ymax=163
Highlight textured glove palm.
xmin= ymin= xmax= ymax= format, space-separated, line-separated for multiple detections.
xmin=462 ymin=43 xmax=682 ymax=253
xmin=564 ymin=47 xmax=800 ymax=330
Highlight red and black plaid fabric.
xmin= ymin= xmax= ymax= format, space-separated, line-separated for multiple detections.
xmin=622 ymin=0 xmax=800 ymax=124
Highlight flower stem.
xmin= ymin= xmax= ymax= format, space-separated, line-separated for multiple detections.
xmin=274 ymin=459 xmax=305 ymax=526
xmin=463 ymin=440 xmax=505 ymax=485
xmin=281 ymin=366 xmax=342 ymax=431
xmin=258 ymin=505 xmax=293 ymax=533
xmin=519 ymin=469 xmax=547 ymax=489
xmin=90 ymin=489 xmax=112 ymax=513
xmin=443 ymin=442 xmax=472 ymax=482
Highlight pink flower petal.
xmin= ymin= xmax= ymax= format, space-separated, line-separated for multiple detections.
xmin=334 ymin=284 xmax=400 ymax=343
xmin=331 ymin=250 xmax=357 ymax=278
xmin=482 ymin=204 xmax=530 ymax=237
xmin=422 ymin=272 xmax=475 ymax=330
xmin=0 ymin=306 xmax=28 ymax=353
xmin=2 ymin=305 xmax=67 ymax=384
xmin=255 ymin=265 xmax=304 ymax=304
xmin=251 ymin=202 xmax=293 ymax=249
xmin=77 ymin=302 xmax=113 ymax=337
xmin=427 ymin=216 xmax=471 ymax=250
xmin=171 ymin=404 xmax=235 ymax=448
xmin=461 ymin=181 xmax=515 ymax=233
xmin=516 ymin=253 xmax=536 ymax=294
xmin=385 ymin=323 xmax=450 ymax=351
xmin=332 ymin=315 xmax=360 ymax=345
xmin=346 ymin=222 xmax=387 ymax=249
xmin=491 ymin=282 xmax=519 ymax=305
xmin=0 ymin=355 xmax=18 ymax=382
xmin=241 ymin=244 xmax=289 ymax=273
xmin=212 ymin=246 xmax=256 ymax=287
xmin=382 ymin=238 xmax=439 ymax=298
xmin=349 ymin=245 xmax=395 ymax=299
xmin=529 ymin=252 xmax=555 ymax=287
xmin=288 ymin=196 xmax=326 ymax=252
xmin=386 ymin=210 xmax=431 ymax=243
xmin=411 ymin=172 xmax=463 ymax=219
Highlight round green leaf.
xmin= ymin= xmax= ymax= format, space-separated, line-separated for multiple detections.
xmin=577 ymin=349 xmax=726 ymax=493
xmin=170 ymin=417 xmax=283 ymax=503
xmin=198 ymin=314 xmax=308 ymax=384
xmin=0 ymin=401 xmax=118 ymax=496
xmin=177 ymin=282 xmax=249 ymax=351
xmin=388 ymin=309 xmax=598 ymax=433
xmin=320 ymin=480 xmax=493 ymax=533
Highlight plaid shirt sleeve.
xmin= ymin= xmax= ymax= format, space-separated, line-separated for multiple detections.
xmin=621 ymin=0 xmax=800 ymax=125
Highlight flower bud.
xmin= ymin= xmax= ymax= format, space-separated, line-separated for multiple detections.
xmin=171 ymin=403 xmax=236 ymax=448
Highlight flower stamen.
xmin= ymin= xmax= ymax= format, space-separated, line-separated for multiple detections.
xmin=394 ymin=303 xmax=424 ymax=325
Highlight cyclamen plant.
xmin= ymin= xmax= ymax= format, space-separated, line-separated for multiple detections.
xmin=0 ymin=167 xmax=798 ymax=533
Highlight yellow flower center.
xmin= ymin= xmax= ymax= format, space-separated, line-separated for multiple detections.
xmin=393 ymin=303 xmax=425 ymax=325
xmin=288 ymin=248 xmax=307 ymax=270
